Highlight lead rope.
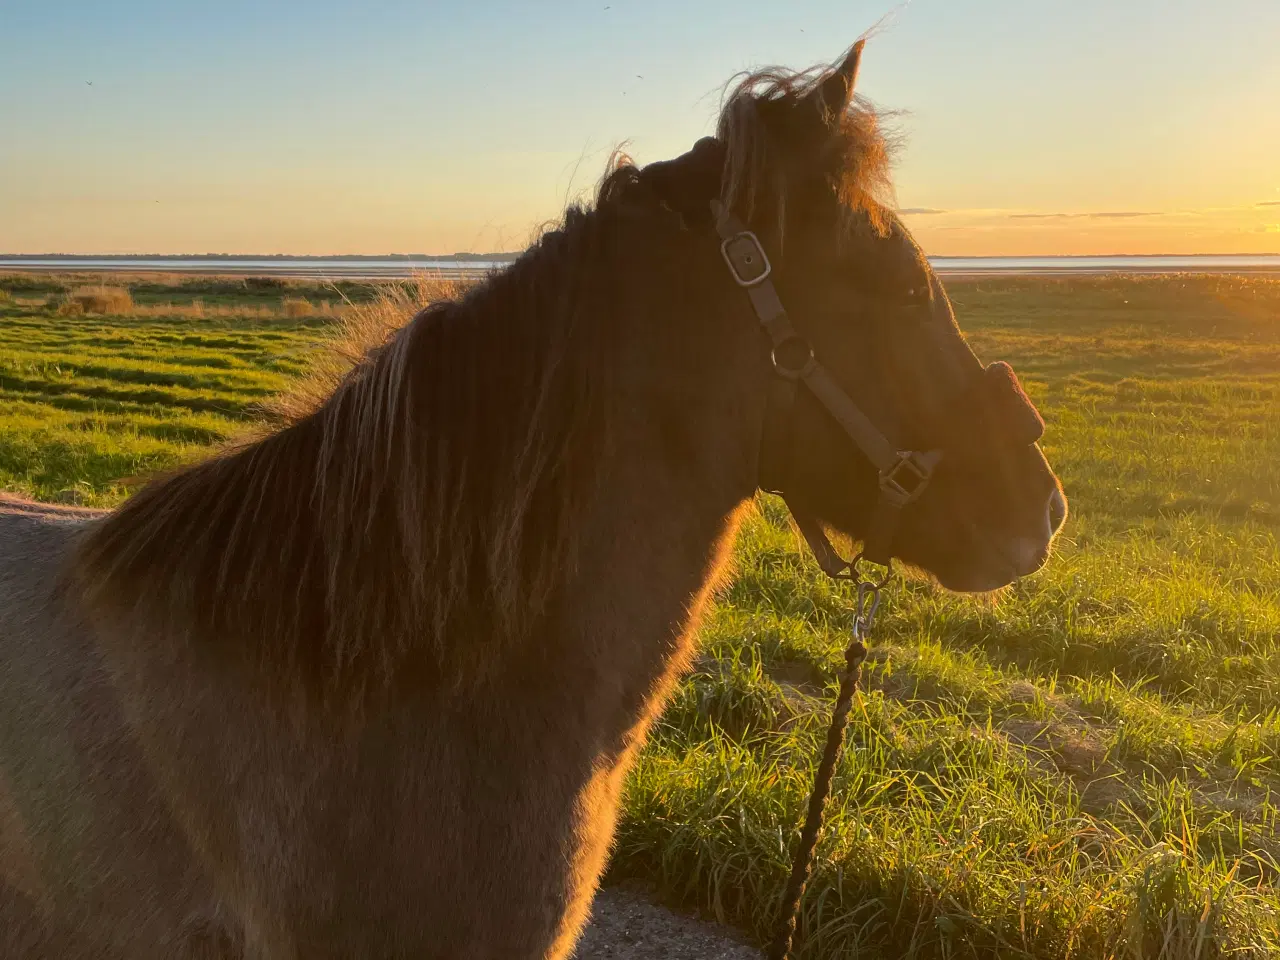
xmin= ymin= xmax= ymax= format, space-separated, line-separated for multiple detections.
xmin=766 ymin=574 xmax=883 ymax=960
xmin=705 ymin=199 xmax=925 ymax=959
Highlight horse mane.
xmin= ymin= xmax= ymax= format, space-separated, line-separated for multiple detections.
xmin=74 ymin=54 xmax=893 ymax=711
xmin=75 ymin=211 xmax=621 ymax=706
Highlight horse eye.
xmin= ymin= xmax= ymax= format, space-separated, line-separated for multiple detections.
xmin=903 ymin=284 xmax=931 ymax=308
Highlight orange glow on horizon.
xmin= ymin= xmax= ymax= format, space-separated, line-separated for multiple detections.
xmin=900 ymin=205 xmax=1280 ymax=258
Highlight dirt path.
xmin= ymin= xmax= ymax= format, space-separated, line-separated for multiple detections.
xmin=574 ymin=888 xmax=761 ymax=960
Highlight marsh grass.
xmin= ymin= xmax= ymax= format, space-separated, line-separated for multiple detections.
xmin=67 ymin=285 xmax=134 ymax=315
xmin=0 ymin=270 xmax=388 ymax=306
xmin=1 ymin=273 xmax=1278 ymax=957
xmin=128 ymin=299 xmax=335 ymax=320
xmin=282 ymin=296 xmax=318 ymax=318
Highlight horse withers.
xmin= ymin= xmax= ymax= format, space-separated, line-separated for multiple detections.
xmin=0 ymin=41 xmax=1064 ymax=960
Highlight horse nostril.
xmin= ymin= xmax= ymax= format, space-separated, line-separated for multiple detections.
xmin=1047 ymin=488 xmax=1067 ymax=533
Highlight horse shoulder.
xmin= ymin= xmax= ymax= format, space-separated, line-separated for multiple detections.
xmin=0 ymin=496 xmax=239 ymax=959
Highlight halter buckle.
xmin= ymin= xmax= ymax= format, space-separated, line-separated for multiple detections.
xmin=879 ymin=452 xmax=934 ymax=504
xmin=720 ymin=230 xmax=772 ymax=287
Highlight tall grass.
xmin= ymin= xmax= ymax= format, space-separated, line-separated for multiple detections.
xmin=127 ymin=300 xmax=319 ymax=320
xmin=281 ymin=296 xmax=317 ymax=318
xmin=66 ymin=285 xmax=134 ymax=315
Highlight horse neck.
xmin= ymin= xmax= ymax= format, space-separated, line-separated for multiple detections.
xmin=74 ymin=198 xmax=768 ymax=723
xmin=481 ymin=217 xmax=768 ymax=747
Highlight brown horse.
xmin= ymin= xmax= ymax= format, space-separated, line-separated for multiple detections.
xmin=0 ymin=42 xmax=1065 ymax=959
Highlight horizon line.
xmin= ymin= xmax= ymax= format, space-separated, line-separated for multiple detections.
xmin=4 ymin=252 xmax=1280 ymax=261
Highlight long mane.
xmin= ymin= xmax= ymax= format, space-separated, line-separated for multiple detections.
xmin=74 ymin=55 xmax=892 ymax=709
xmin=75 ymin=212 xmax=619 ymax=705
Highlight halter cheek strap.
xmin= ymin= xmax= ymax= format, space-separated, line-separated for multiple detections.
xmin=711 ymin=200 xmax=942 ymax=573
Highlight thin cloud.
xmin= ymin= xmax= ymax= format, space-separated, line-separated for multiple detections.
xmin=899 ymin=207 xmax=948 ymax=215
xmin=1258 ymin=201 xmax=1280 ymax=207
xmin=1008 ymin=211 xmax=1162 ymax=220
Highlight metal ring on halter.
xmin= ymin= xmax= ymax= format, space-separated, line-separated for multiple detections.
xmin=770 ymin=335 xmax=816 ymax=381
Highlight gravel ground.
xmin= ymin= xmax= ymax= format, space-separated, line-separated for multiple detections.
xmin=574 ymin=888 xmax=761 ymax=960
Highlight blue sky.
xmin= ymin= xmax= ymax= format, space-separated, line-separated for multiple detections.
xmin=2 ymin=0 xmax=1278 ymax=254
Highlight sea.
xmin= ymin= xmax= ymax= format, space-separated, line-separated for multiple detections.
xmin=2 ymin=254 xmax=1279 ymax=279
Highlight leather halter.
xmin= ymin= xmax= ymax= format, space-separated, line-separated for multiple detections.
xmin=710 ymin=199 xmax=943 ymax=577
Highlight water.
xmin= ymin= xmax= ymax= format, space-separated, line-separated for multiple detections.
xmin=0 ymin=258 xmax=509 ymax=279
xmin=2 ymin=254 xmax=1278 ymax=278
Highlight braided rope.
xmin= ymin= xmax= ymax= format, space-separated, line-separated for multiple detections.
xmin=766 ymin=636 xmax=868 ymax=960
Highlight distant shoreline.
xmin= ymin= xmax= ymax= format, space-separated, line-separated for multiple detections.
xmin=0 ymin=253 xmax=521 ymax=263
xmin=3 ymin=252 xmax=1277 ymax=260
xmin=2 ymin=253 xmax=1278 ymax=279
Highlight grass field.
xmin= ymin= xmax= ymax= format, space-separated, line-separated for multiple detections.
xmin=2 ymin=271 xmax=1279 ymax=958
xmin=0 ymin=273 xmax=371 ymax=504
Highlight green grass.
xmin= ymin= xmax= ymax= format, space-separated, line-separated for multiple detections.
xmin=3 ymin=273 xmax=1279 ymax=957
xmin=0 ymin=311 xmax=312 ymax=503
xmin=0 ymin=272 xmax=396 ymax=503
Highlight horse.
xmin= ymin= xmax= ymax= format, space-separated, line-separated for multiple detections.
xmin=0 ymin=41 xmax=1066 ymax=959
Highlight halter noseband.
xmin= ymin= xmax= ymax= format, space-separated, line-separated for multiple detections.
xmin=711 ymin=199 xmax=942 ymax=578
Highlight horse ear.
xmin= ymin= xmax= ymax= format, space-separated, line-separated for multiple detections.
xmin=639 ymin=137 xmax=725 ymax=225
xmin=816 ymin=40 xmax=865 ymax=125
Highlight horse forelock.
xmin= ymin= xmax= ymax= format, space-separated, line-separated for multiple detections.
xmin=716 ymin=62 xmax=897 ymax=239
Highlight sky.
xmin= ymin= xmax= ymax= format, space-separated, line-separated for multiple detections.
xmin=1 ymin=0 xmax=1278 ymax=257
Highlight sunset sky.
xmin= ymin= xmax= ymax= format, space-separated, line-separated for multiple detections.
xmin=2 ymin=0 xmax=1278 ymax=256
